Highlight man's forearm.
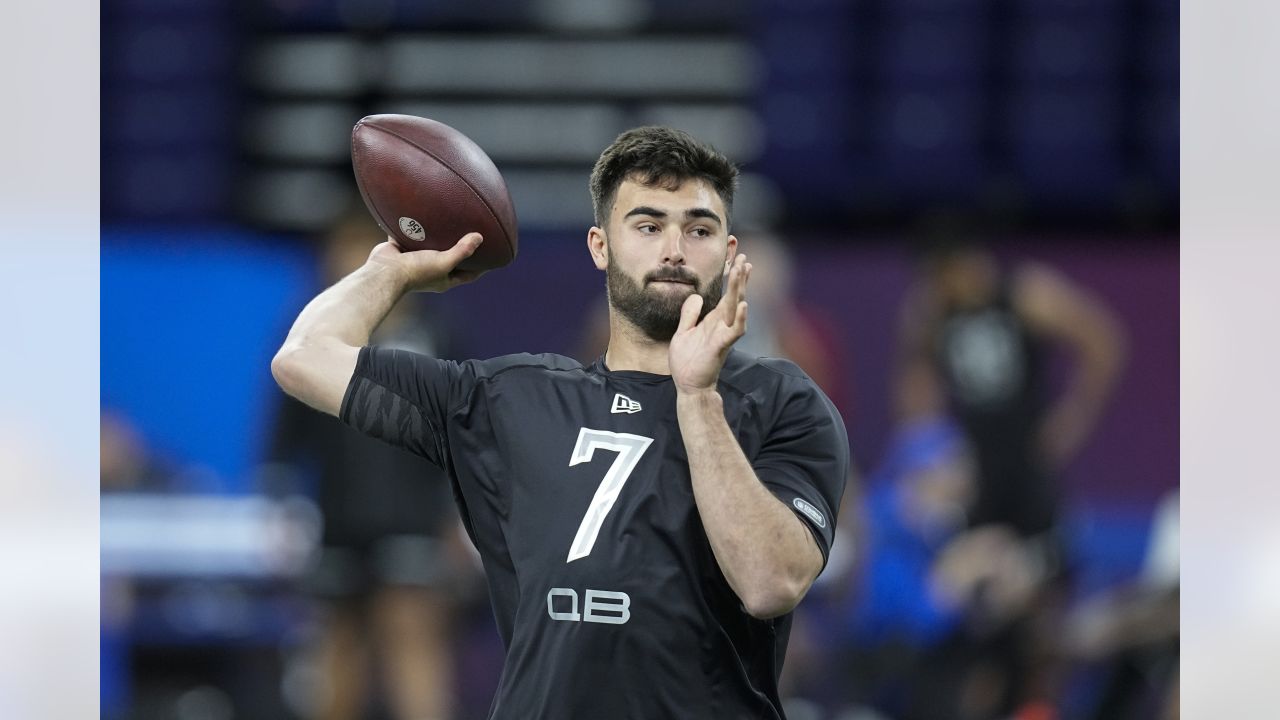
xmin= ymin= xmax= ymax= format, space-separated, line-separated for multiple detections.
xmin=676 ymin=389 xmax=821 ymax=619
xmin=272 ymin=259 xmax=408 ymax=415
xmin=1042 ymin=314 xmax=1126 ymax=466
xmin=283 ymin=258 xmax=408 ymax=350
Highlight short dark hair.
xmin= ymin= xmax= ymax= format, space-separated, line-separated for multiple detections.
xmin=906 ymin=209 xmax=996 ymax=269
xmin=589 ymin=126 xmax=738 ymax=228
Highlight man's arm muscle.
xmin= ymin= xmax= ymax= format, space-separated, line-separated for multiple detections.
xmin=678 ymin=390 xmax=824 ymax=619
xmin=272 ymin=235 xmax=483 ymax=416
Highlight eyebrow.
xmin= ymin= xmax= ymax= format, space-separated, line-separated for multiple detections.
xmin=686 ymin=208 xmax=723 ymax=226
xmin=623 ymin=206 xmax=723 ymax=227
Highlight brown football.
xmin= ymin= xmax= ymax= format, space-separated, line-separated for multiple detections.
xmin=350 ymin=114 xmax=518 ymax=272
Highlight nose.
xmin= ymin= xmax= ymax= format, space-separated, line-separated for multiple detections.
xmin=660 ymin=227 xmax=685 ymax=266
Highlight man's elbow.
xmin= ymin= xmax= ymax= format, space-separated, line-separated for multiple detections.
xmin=269 ymin=337 xmax=357 ymax=417
xmin=740 ymin=575 xmax=812 ymax=620
xmin=271 ymin=344 xmax=308 ymax=397
xmin=1104 ymin=317 xmax=1129 ymax=375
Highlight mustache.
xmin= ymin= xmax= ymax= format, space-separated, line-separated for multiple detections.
xmin=644 ymin=268 xmax=698 ymax=285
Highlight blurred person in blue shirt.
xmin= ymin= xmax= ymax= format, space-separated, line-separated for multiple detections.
xmin=810 ymin=419 xmax=1044 ymax=720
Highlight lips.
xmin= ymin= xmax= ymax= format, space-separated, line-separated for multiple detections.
xmin=648 ymin=276 xmax=694 ymax=286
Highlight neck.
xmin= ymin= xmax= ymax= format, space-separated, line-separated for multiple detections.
xmin=604 ymin=311 xmax=672 ymax=375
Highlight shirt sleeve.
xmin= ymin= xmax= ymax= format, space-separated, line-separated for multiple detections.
xmin=338 ymin=345 xmax=474 ymax=468
xmin=752 ymin=379 xmax=850 ymax=566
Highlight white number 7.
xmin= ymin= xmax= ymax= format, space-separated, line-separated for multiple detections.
xmin=566 ymin=428 xmax=654 ymax=563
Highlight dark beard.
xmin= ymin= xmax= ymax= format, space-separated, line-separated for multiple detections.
xmin=607 ymin=255 xmax=725 ymax=342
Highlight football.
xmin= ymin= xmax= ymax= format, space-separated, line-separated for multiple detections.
xmin=350 ymin=114 xmax=518 ymax=272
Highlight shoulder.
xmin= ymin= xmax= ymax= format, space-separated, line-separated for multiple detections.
xmin=443 ymin=353 xmax=592 ymax=412
xmin=1009 ymin=261 xmax=1091 ymax=328
xmin=466 ymin=352 xmax=587 ymax=381
xmin=1010 ymin=261 xmax=1077 ymax=307
xmin=727 ymin=351 xmax=851 ymax=465
xmin=720 ymin=351 xmax=831 ymax=408
xmin=722 ymin=349 xmax=805 ymax=382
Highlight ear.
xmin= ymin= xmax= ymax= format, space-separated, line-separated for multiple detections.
xmin=725 ymin=234 xmax=739 ymax=267
xmin=588 ymin=226 xmax=609 ymax=271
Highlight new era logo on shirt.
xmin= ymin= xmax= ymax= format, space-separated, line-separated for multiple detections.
xmin=611 ymin=393 xmax=642 ymax=414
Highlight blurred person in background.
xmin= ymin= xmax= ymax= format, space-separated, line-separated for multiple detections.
xmin=731 ymin=230 xmax=851 ymax=421
xmin=101 ymin=410 xmax=153 ymax=720
xmin=1064 ymin=491 xmax=1178 ymax=720
xmin=261 ymin=206 xmax=476 ymax=720
xmin=894 ymin=232 xmax=1127 ymax=718
xmin=896 ymin=233 xmax=1127 ymax=534
xmin=803 ymin=420 xmax=1044 ymax=720
xmin=101 ymin=410 xmax=191 ymax=718
xmin=101 ymin=409 xmax=178 ymax=494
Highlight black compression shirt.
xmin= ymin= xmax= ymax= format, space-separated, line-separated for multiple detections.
xmin=341 ymin=347 xmax=849 ymax=719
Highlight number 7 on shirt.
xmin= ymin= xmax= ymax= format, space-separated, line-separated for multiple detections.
xmin=567 ymin=428 xmax=654 ymax=562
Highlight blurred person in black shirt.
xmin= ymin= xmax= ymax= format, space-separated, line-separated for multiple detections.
xmin=270 ymin=127 xmax=850 ymax=719
xmin=263 ymin=210 xmax=471 ymax=720
xmin=894 ymin=235 xmax=1126 ymax=718
xmin=896 ymin=236 xmax=1126 ymax=539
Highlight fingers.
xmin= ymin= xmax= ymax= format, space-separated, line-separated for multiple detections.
xmin=677 ymin=293 xmax=704 ymax=334
xmin=372 ymin=233 xmax=481 ymax=271
xmin=441 ymin=233 xmax=484 ymax=269
xmin=441 ymin=234 xmax=486 ymax=287
xmin=733 ymin=300 xmax=749 ymax=337
xmin=447 ymin=268 xmax=487 ymax=288
xmin=719 ymin=254 xmax=749 ymax=326
xmin=368 ymin=239 xmax=403 ymax=261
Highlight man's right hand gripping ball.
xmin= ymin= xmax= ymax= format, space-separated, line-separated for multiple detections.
xmin=368 ymin=232 xmax=486 ymax=293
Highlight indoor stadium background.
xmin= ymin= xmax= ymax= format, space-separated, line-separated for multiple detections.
xmin=101 ymin=1 xmax=1178 ymax=719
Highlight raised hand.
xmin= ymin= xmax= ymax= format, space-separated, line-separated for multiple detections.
xmin=367 ymin=232 xmax=487 ymax=293
xmin=669 ymin=254 xmax=751 ymax=394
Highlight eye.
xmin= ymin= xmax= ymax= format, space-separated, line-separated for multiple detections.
xmin=637 ymin=223 xmax=659 ymax=234
xmin=690 ymin=227 xmax=713 ymax=238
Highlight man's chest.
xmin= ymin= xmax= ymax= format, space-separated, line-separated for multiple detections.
xmin=479 ymin=378 xmax=760 ymax=580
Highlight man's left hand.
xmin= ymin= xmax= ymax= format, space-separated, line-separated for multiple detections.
xmin=669 ymin=254 xmax=751 ymax=394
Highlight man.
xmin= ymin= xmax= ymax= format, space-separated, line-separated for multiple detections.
xmin=263 ymin=208 xmax=467 ymax=720
xmin=896 ymin=237 xmax=1125 ymax=542
xmin=894 ymin=237 xmax=1126 ymax=718
xmin=272 ymin=127 xmax=850 ymax=719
